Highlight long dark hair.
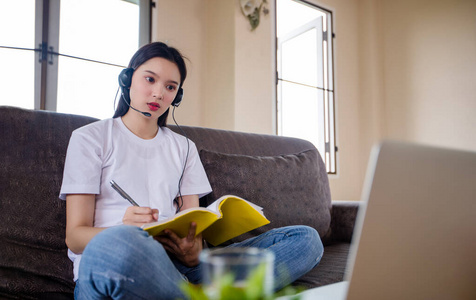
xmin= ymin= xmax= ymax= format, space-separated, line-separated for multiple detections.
xmin=113 ymin=42 xmax=187 ymax=127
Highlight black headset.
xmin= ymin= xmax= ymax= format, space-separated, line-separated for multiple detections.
xmin=118 ymin=68 xmax=184 ymax=107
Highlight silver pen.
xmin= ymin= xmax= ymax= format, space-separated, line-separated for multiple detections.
xmin=110 ymin=180 xmax=139 ymax=206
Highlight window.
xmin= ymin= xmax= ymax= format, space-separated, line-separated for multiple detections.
xmin=276 ymin=0 xmax=336 ymax=173
xmin=0 ymin=0 xmax=151 ymax=119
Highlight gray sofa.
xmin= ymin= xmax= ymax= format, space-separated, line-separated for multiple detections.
xmin=0 ymin=106 xmax=359 ymax=299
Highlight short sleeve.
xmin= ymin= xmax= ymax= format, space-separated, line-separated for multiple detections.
xmin=59 ymin=130 xmax=103 ymax=200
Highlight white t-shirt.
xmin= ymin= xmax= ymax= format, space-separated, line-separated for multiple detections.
xmin=59 ymin=117 xmax=212 ymax=280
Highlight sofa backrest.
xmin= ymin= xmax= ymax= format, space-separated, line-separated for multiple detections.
xmin=0 ymin=106 xmax=97 ymax=298
xmin=169 ymin=125 xmax=332 ymax=246
xmin=0 ymin=106 xmax=331 ymax=297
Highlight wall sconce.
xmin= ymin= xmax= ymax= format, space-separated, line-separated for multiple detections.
xmin=240 ymin=0 xmax=269 ymax=31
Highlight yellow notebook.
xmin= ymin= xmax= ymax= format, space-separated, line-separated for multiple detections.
xmin=141 ymin=195 xmax=270 ymax=246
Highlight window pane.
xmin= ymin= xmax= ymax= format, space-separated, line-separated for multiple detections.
xmin=0 ymin=48 xmax=35 ymax=109
xmin=280 ymin=81 xmax=325 ymax=158
xmin=57 ymin=0 xmax=141 ymax=119
xmin=59 ymin=0 xmax=139 ymax=65
xmin=56 ymin=56 xmax=122 ymax=119
xmin=277 ymin=0 xmax=324 ymax=37
xmin=281 ymin=28 xmax=322 ymax=88
xmin=0 ymin=0 xmax=35 ymax=48
xmin=277 ymin=0 xmax=335 ymax=173
xmin=0 ymin=0 xmax=35 ymax=109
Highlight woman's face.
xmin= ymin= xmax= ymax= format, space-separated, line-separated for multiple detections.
xmin=129 ymin=57 xmax=181 ymax=119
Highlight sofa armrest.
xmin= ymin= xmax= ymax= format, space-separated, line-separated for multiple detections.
xmin=322 ymin=200 xmax=361 ymax=245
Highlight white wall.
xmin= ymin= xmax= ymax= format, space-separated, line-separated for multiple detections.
xmin=153 ymin=0 xmax=275 ymax=134
xmin=152 ymin=0 xmax=206 ymax=127
xmin=381 ymin=0 xmax=476 ymax=152
xmin=153 ymin=0 xmax=476 ymax=201
xmin=232 ymin=0 xmax=276 ymax=134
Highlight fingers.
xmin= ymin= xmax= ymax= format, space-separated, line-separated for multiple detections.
xmin=162 ymin=222 xmax=197 ymax=244
xmin=187 ymin=222 xmax=197 ymax=241
xmin=151 ymin=208 xmax=159 ymax=221
xmin=157 ymin=222 xmax=199 ymax=251
xmin=123 ymin=206 xmax=159 ymax=226
xmin=156 ymin=224 xmax=202 ymax=267
xmin=133 ymin=206 xmax=157 ymax=216
xmin=155 ymin=235 xmax=179 ymax=253
xmin=162 ymin=228 xmax=181 ymax=245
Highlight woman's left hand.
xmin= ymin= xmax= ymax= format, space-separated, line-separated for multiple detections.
xmin=155 ymin=222 xmax=203 ymax=267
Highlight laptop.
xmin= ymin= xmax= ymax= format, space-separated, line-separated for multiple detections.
xmin=292 ymin=140 xmax=476 ymax=300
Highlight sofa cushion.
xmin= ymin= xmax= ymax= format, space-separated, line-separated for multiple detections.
xmin=199 ymin=149 xmax=331 ymax=246
xmin=0 ymin=106 xmax=98 ymax=298
xmin=293 ymin=242 xmax=350 ymax=288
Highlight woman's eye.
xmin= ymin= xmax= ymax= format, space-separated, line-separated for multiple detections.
xmin=145 ymin=77 xmax=155 ymax=83
xmin=166 ymin=85 xmax=177 ymax=91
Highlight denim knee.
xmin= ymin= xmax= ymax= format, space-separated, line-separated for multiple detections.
xmin=77 ymin=226 xmax=187 ymax=299
xmin=288 ymin=225 xmax=324 ymax=267
xmin=84 ymin=225 xmax=147 ymax=252
xmin=81 ymin=225 xmax=157 ymax=272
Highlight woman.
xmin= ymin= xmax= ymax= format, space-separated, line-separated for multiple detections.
xmin=60 ymin=42 xmax=323 ymax=299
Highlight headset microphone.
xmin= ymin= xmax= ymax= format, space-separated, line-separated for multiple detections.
xmin=120 ymin=93 xmax=152 ymax=117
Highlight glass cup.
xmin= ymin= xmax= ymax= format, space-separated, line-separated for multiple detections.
xmin=200 ymin=247 xmax=275 ymax=300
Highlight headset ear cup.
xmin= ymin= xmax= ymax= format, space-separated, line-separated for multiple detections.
xmin=119 ymin=68 xmax=134 ymax=89
xmin=119 ymin=68 xmax=134 ymax=107
xmin=172 ymin=88 xmax=184 ymax=107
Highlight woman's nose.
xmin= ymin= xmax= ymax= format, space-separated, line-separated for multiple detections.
xmin=152 ymin=86 xmax=164 ymax=99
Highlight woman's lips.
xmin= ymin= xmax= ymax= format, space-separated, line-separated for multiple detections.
xmin=147 ymin=102 xmax=160 ymax=111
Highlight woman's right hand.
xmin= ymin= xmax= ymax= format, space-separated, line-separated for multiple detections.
xmin=65 ymin=195 xmax=159 ymax=255
xmin=122 ymin=206 xmax=159 ymax=227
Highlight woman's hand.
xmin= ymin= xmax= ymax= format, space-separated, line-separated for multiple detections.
xmin=122 ymin=206 xmax=159 ymax=227
xmin=155 ymin=222 xmax=203 ymax=267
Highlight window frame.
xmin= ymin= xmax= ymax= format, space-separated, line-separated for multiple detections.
xmin=275 ymin=0 xmax=337 ymax=174
xmin=0 ymin=0 xmax=151 ymax=112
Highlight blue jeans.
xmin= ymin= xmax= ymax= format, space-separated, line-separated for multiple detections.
xmin=74 ymin=225 xmax=324 ymax=299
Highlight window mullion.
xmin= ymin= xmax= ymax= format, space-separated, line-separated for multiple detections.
xmin=139 ymin=0 xmax=152 ymax=47
xmin=34 ymin=0 xmax=44 ymax=110
xmin=34 ymin=0 xmax=60 ymax=111
xmin=314 ymin=18 xmax=326 ymax=159
xmin=45 ymin=0 xmax=60 ymax=111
